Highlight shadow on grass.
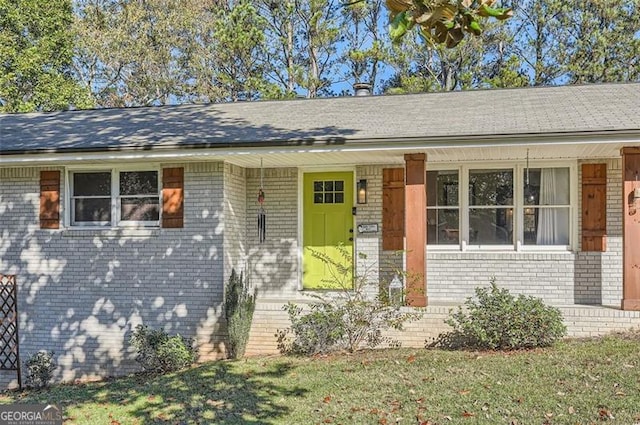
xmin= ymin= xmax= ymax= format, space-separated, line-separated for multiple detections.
xmin=7 ymin=360 xmax=305 ymax=424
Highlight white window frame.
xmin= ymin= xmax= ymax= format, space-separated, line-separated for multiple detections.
xmin=426 ymin=161 xmax=576 ymax=252
xmin=66 ymin=165 xmax=161 ymax=228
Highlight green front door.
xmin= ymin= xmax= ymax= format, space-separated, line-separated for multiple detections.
xmin=303 ymin=172 xmax=354 ymax=289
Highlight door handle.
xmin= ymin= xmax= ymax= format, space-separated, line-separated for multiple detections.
xmin=349 ymin=228 xmax=353 ymax=233
xmin=349 ymin=237 xmax=353 ymax=241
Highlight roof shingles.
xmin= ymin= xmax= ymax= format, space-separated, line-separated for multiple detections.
xmin=1 ymin=83 xmax=639 ymax=155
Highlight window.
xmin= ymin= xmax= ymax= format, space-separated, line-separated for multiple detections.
xmin=523 ymin=168 xmax=570 ymax=245
xmin=469 ymin=169 xmax=513 ymax=245
xmin=70 ymin=169 xmax=160 ymax=227
xmin=313 ymin=180 xmax=345 ymax=204
xmin=427 ymin=165 xmax=572 ymax=249
xmin=427 ymin=170 xmax=459 ymax=245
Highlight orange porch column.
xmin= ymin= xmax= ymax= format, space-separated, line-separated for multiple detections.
xmin=404 ymin=153 xmax=427 ymax=307
xmin=622 ymin=147 xmax=640 ymax=310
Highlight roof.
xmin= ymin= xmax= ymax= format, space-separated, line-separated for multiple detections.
xmin=1 ymin=83 xmax=639 ymax=156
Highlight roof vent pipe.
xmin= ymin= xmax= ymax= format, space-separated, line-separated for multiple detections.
xmin=353 ymin=82 xmax=372 ymax=96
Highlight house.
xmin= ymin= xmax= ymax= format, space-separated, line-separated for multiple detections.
xmin=1 ymin=83 xmax=640 ymax=388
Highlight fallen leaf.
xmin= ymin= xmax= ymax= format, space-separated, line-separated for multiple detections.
xmin=379 ymin=418 xmax=388 ymax=425
xmin=462 ymin=411 xmax=475 ymax=417
xmin=322 ymin=419 xmax=333 ymax=423
xmin=416 ymin=397 xmax=424 ymax=404
xmin=323 ymin=396 xmax=332 ymax=404
xmin=110 ymin=421 xmax=121 ymax=425
xmin=599 ymin=408 xmax=615 ymax=419
xmin=458 ymin=389 xmax=470 ymax=395
xmin=568 ymin=406 xmax=575 ymax=414
xmin=407 ymin=354 xmax=416 ymax=363
xmin=615 ymin=391 xmax=626 ymax=396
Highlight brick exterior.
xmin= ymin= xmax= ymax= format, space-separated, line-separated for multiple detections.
xmin=0 ymin=156 xmax=634 ymax=388
xmin=223 ymin=164 xmax=247 ymax=284
xmin=245 ymin=168 xmax=300 ymax=299
xmin=0 ymin=163 xmax=226 ymax=389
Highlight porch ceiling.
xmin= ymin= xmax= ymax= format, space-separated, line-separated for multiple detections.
xmin=223 ymin=138 xmax=640 ymax=168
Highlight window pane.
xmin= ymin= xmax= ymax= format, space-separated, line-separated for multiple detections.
xmin=334 ymin=193 xmax=344 ymax=204
xmin=73 ymin=172 xmax=111 ymax=196
xmin=469 ymin=208 xmax=513 ymax=244
xmin=427 ymin=209 xmax=459 ymax=245
xmin=74 ymin=198 xmax=111 ymax=222
xmin=427 ymin=170 xmax=458 ymax=207
xmin=469 ymin=169 xmax=513 ymax=206
xmin=121 ymin=198 xmax=160 ymax=221
xmin=334 ymin=181 xmax=344 ymax=191
xmin=120 ymin=171 xmax=158 ymax=196
xmin=524 ymin=207 xmax=570 ymax=245
xmin=524 ymin=168 xmax=569 ymax=206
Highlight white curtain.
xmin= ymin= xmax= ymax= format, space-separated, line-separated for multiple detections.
xmin=536 ymin=168 xmax=570 ymax=245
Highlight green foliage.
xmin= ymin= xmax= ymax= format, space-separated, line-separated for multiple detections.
xmin=225 ymin=268 xmax=256 ymax=359
xmin=433 ymin=279 xmax=567 ymax=350
xmin=386 ymin=0 xmax=512 ymax=48
xmin=24 ymin=351 xmax=56 ymax=389
xmin=276 ymin=302 xmax=345 ymax=355
xmin=276 ymin=246 xmax=419 ymax=355
xmin=130 ymin=324 xmax=197 ymax=374
xmin=0 ymin=0 xmax=93 ymax=112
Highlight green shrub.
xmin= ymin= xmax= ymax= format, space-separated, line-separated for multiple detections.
xmin=276 ymin=246 xmax=419 ymax=355
xmin=225 ymin=269 xmax=256 ymax=358
xmin=130 ymin=325 xmax=197 ymax=373
xmin=276 ymin=302 xmax=345 ymax=355
xmin=24 ymin=351 xmax=56 ymax=389
xmin=433 ymin=279 xmax=567 ymax=350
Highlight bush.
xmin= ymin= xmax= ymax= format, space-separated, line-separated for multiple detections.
xmin=225 ymin=269 xmax=256 ymax=358
xmin=276 ymin=302 xmax=345 ymax=355
xmin=130 ymin=325 xmax=197 ymax=373
xmin=24 ymin=351 xmax=56 ymax=389
xmin=433 ymin=279 xmax=567 ymax=350
xmin=276 ymin=246 xmax=419 ymax=355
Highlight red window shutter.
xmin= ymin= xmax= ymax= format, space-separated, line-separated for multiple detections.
xmin=40 ymin=170 xmax=60 ymax=229
xmin=382 ymin=168 xmax=405 ymax=250
xmin=581 ymin=163 xmax=607 ymax=251
xmin=162 ymin=167 xmax=184 ymax=228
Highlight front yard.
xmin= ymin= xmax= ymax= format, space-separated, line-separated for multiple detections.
xmin=2 ymin=332 xmax=640 ymax=424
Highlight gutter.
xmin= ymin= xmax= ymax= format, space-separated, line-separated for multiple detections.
xmin=1 ymin=129 xmax=639 ymax=166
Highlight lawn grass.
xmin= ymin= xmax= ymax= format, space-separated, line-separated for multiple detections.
xmin=2 ymin=332 xmax=640 ymax=424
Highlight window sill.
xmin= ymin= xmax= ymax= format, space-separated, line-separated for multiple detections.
xmin=61 ymin=227 xmax=160 ymax=238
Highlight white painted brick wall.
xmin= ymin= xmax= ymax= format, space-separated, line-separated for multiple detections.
xmin=0 ymin=163 xmax=226 ymax=389
xmin=223 ymin=163 xmax=247 ymax=285
xmin=245 ymin=168 xmax=300 ymax=298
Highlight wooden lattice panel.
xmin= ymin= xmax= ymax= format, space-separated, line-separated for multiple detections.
xmin=0 ymin=275 xmax=19 ymax=371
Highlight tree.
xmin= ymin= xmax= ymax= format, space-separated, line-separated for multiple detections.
xmin=0 ymin=0 xmax=93 ymax=112
xmin=385 ymin=0 xmax=512 ymax=48
xmin=296 ymin=0 xmax=342 ymax=97
xmin=340 ymin=0 xmax=387 ymax=92
xmin=187 ymin=0 xmax=276 ymax=102
xmin=559 ymin=0 xmax=640 ymax=84
xmin=257 ymin=0 xmax=299 ymax=96
xmin=73 ymin=0 xmax=196 ymax=107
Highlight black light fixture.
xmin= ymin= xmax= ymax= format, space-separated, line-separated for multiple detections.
xmin=357 ymin=179 xmax=367 ymax=204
